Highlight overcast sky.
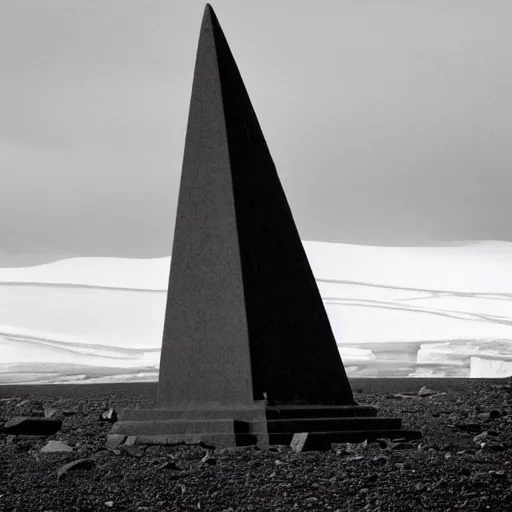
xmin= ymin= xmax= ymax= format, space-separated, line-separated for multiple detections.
xmin=0 ymin=0 xmax=511 ymax=265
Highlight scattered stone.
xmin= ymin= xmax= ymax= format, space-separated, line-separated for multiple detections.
xmin=105 ymin=501 xmax=114 ymax=508
xmin=124 ymin=436 xmax=137 ymax=447
xmin=14 ymin=400 xmax=45 ymax=417
xmin=40 ymin=440 xmax=74 ymax=453
xmin=268 ymin=445 xmax=287 ymax=452
xmin=105 ymin=434 xmax=126 ymax=449
xmin=346 ymin=439 xmax=368 ymax=453
xmin=43 ymin=408 xmax=61 ymax=419
xmin=3 ymin=417 xmax=62 ymax=436
xmin=56 ymin=458 xmax=96 ymax=481
xmin=373 ymin=438 xmax=389 ymax=449
xmin=489 ymin=443 xmax=507 ymax=452
xmin=122 ymin=446 xmax=144 ymax=457
xmin=199 ymin=452 xmax=216 ymax=466
xmin=1 ymin=373 xmax=511 ymax=510
xmin=347 ymin=455 xmax=364 ymax=461
xmin=158 ymin=460 xmax=180 ymax=470
xmin=290 ymin=432 xmax=308 ymax=453
xmin=390 ymin=441 xmax=414 ymax=450
xmin=472 ymin=431 xmax=488 ymax=446
xmin=90 ymin=450 xmax=111 ymax=461
xmin=99 ymin=408 xmax=117 ymax=423
xmin=392 ymin=393 xmax=417 ymax=400
xmin=291 ymin=432 xmax=330 ymax=453
xmin=418 ymin=386 xmax=438 ymax=397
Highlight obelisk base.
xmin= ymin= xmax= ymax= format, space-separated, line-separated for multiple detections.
xmin=107 ymin=402 xmax=421 ymax=450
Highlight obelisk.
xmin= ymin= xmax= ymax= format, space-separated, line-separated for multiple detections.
xmin=157 ymin=4 xmax=354 ymax=407
xmin=109 ymin=4 xmax=421 ymax=448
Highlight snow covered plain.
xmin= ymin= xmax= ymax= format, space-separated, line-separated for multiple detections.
xmin=1 ymin=241 xmax=511 ymax=384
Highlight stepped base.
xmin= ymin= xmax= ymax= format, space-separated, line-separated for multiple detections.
xmin=108 ymin=402 xmax=421 ymax=449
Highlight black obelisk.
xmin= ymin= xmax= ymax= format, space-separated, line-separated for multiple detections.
xmin=109 ymin=4 xmax=421 ymax=449
xmin=157 ymin=4 xmax=354 ymax=406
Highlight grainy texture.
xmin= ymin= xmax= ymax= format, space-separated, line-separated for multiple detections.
xmin=1 ymin=378 xmax=511 ymax=511
xmin=158 ymin=4 xmax=354 ymax=407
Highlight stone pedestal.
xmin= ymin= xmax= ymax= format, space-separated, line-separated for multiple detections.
xmin=109 ymin=403 xmax=420 ymax=448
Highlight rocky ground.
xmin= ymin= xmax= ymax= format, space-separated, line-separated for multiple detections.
xmin=1 ymin=379 xmax=511 ymax=512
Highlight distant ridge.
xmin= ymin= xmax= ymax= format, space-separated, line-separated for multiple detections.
xmin=0 ymin=240 xmax=511 ymax=292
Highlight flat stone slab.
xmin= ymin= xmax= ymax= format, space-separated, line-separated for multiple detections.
xmin=40 ymin=440 xmax=74 ymax=453
xmin=56 ymin=458 xmax=96 ymax=482
xmin=110 ymin=418 xmax=247 ymax=447
xmin=2 ymin=417 xmax=63 ymax=436
xmin=108 ymin=407 xmax=421 ymax=449
xmin=290 ymin=432 xmax=331 ymax=453
xmin=111 ymin=418 xmax=237 ymax=436
xmin=105 ymin=434 xmax=126 ymax=449
xmin=265 ymin=405 xmax=377 ymax=419
xmin=117 ymin=404 xmax=266 ymax=422
xmin=265 ymin=417 xmax=403 ymax=433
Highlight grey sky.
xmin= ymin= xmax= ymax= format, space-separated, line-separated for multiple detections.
xmin=0 ymin=0 xmax=511 ymax=265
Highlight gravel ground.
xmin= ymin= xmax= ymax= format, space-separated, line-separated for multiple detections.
xmin=1 ymin=379 xmax=511 ymax=512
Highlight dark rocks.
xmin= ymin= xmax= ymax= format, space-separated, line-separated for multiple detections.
xmin=199 ymin=452 xmax=217 ymax=466
xmin=2 ymin=416 xmax=62 ymax=435
xmin=373 ymin=438 xmax=389 ymax=449
xmin=472 ymin=431 xmax=488 ymax=446
xmin=390 ymin=386 xmax=445 ymax=400
xmin=488 ymin=442 xmax=507 ymax=452
xmin=123 ymin=447 xmax=144 ymax=457
xmin=43 ymin=407 xmax=61 ymax=419
xmin=417 ymin=386 xmax=438 ymax=397
xmin=1 ymin=379 xmax=511 ymax=511
xmin=414 ymin=482 xmax=426 ymax=492
xmin=157 ymin=459 xmax=181 ymax=470
xmin=99 ymin=408 xmax=117 ymax=423
xmin=391 ymin=393 xmax=417 ymax=400
xmin=489 ymin=469 xmax=507 ymax=479
xmin=390 ymin=441 xmax=415 ymax=451
xmin=290 ymin=432 xmax=331 ymax=453
xmin=15 ymin=399 xmax=45 ymax=417
xmin=56 ymin=458 xmax=96 ymax=481
xmin=372 ymin=454 xmax=388 ymax=465
xmin=454 ymin=422 xmax=483 ymax=433
xmin=105 ymin=434 xmax=126 ymax=449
